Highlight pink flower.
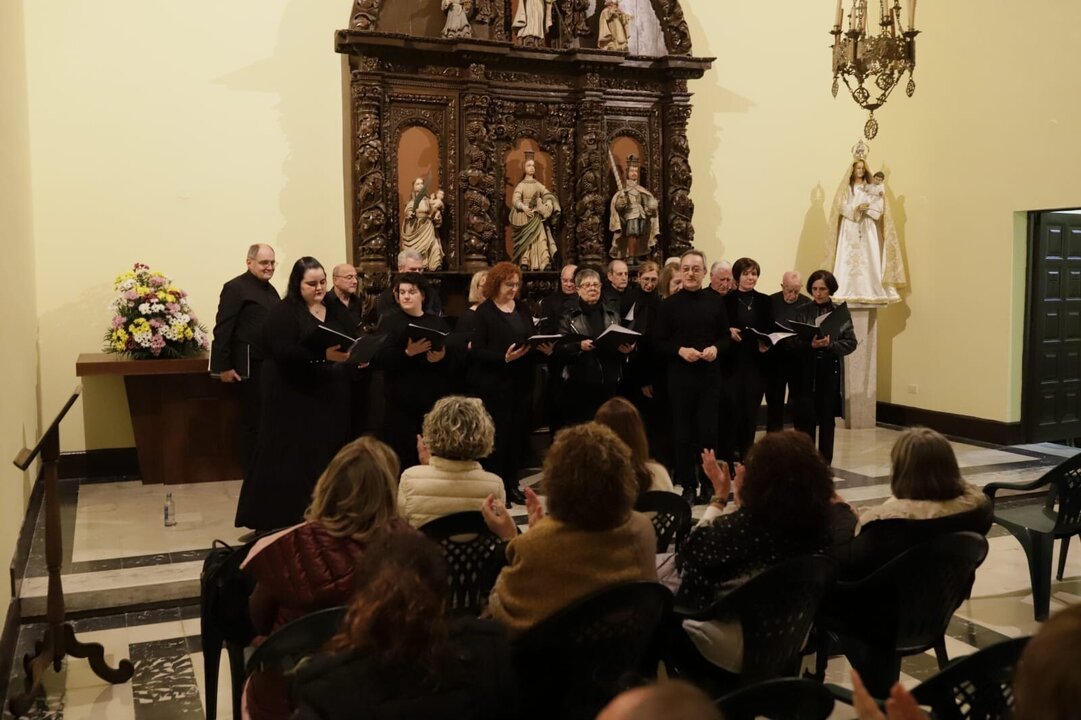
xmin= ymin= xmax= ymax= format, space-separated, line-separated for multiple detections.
xmin=166 ymin=303 xmax=180 ymax=314
xmin=149 ymin=276 xmax=166 ymax=287
xmin=112 ymin=316 xmax=125 ymax=328
xmin=149 ymin=318 xmax=164 ymax=328
xmin=123 ymin=290 xmax=138 ymax=301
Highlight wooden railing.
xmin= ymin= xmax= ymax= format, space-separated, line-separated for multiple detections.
xmin=8 ymin=385 xmax=133 ymax=717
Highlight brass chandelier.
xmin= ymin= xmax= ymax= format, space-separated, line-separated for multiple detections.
xmin=830 ymin=0 xmax=919 ymax=140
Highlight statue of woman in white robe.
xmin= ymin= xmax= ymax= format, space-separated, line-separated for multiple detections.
xmin=512 ymin=0 xmax=555 ymax=47
xmin=823 ymin=158 xmax=906 ymax=304
xmin=401 ymin=177 xmax=445 ymax=271
xmin=509 ymin=158 xmax=560 ymax=270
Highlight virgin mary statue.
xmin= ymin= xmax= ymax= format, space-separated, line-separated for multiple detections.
xmin=823 ymin=146 xmax=906 ymax=305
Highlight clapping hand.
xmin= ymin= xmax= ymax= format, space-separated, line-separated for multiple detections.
xmin=699 ymin=449 xmax=730 ymax=501
xmin=524 ymin=487 xmax=545 ymax=528
xmin=851 ymin=670 xmax=928 ymax=720
xmin=406 ymin=337 xmax=432 ymax=357
xmin=480 ymin=493 xmax=518 ymax=541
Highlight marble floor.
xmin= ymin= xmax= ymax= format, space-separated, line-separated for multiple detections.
xmin=4 ymin=425 xmax=1078 ymax=719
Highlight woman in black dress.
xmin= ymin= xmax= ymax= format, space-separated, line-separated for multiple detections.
xmin=793 ymin=269 xmax=857 ymax=464
xmin=236 ymin=257 xmax=354 ymax=531
xmin=722 ymin=257 xmax=774 ymax=462
xmin=374 ymin=273 xmax=453 ymax=469
xmin=467 ymin=262 xmax=552 ymax=505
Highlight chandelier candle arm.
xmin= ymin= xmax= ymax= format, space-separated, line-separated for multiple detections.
xmin=834 ymin=0 xmax=843 ymax=29
xmin=908 ymin=0 xmax=916 ymax=31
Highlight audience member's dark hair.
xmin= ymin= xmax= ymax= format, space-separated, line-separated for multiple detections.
xmin=1014 ymin=604 xmax=1081 ymax=720
xmin=393 ymin=272 xmax=429 ymax=302
xmin=806 ymin=269 xmax=839 ymax=295
xmin=286 ymin=257 xmax=325 ymax=303
xmin=739 ymin=430 xmax=834 ymax=546
xmin=594 ymin=397 xmax=653 ymax=495
xmin=481 ymin=261 xmax=521 ymax=301
xmin=889 ymin=427 xmax=967 ymax=501
xmin=731 ymin=257 xmax=761 ymax=280
xmin=329 ymin=533 xmax=450 ymax=680
xmin=543 ymin=423 xmax=636 ymax=531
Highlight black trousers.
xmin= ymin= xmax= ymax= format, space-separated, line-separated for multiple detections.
xmin=728 ymin=357 xmax=766 ymax=462
xmin=765 ymin=351 xmax=801 ymax=432
xmin=668 ymin=367 xmax=721 ymax=492
xmin=479 ymin=382 xmax=532 ymax=494
xmin=794 ymin=356 xmax=841 ymax=464
xmin=238 ymin=360 xmax=264 ymax=473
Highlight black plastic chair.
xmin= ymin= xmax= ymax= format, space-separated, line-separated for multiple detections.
xmin=511 ymin=581 xmax=673 ymax=720
xmin=635 ymin=490 xmax=693 ymax=552
xmin=716 ymin=677 xmax=835 ymax=720
xmin=246 ymin=606 xmax=347 ymax=677
xmin=985 ymin=452 xmax=1081 ymax=620
xmin=418 ymin=511 xmax=508 ymax=616
xmin=815 ymin=531 xmax=989 ymax=698
xmin=829 ymin=635 xmax=1029 ymax=720
xmin=675 ymin=555 xmax=835 ymax=693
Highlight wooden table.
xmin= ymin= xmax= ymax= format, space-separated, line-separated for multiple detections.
xmin=75 ymin=353 xmax=245 ymax=484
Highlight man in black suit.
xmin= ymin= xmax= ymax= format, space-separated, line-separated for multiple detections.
xmin=210 ymin=243 xmax=281 ymax=463
xmin=374 ymin=249 xmax=442 ymax=321
xmin=765 ymin=270 xmax=812 ymax=431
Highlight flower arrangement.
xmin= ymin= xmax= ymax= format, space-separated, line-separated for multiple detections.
xmin=103 ymin=263 xmax=209 ymax=359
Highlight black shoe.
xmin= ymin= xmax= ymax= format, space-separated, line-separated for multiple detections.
xmin=506 ymin=488 xmax=526 ymax=506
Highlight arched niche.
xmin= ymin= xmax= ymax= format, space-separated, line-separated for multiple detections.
xmin=608 ymin=135 xmax=647 ymax=188
xmin=503 ymin=138 xmax=554 ymax=260
xmin=396 ymin=125 xmax=442 ymax=225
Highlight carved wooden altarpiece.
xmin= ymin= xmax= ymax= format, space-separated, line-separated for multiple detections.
xmin=337 ymin=0 xmax=713 ymax=313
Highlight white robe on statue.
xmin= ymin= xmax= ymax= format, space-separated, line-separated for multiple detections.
xmin=828 ymin=182 xmax=902 ymax=305
xmin=513 ymin=0 xmax=553 ymax=41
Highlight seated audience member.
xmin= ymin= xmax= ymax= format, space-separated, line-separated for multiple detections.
xmin=597 ymin=680 xmax=723 ymax=720
xmin=480 ymin=422 xmax=658 ymax=636
xmin=852 ymin=603 xmax=1081 ymax=720
xmin=398 ymin=396 xmax=505 ymax=528
xmin=594 ymin=397 xmax=675 ymax=495
xmin=835 ymin=426 xmax=991 ymax=580
xmin=672 ymin=431 xmax=839 ymax=676
xmin=292 ymin=533 xmax=518 ymax=720
xmin=241 ymin=436 xmax=409 ymax=720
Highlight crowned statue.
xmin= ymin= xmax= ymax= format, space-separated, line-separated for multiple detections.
xmin=609 ymin=152 xmax=660 ymax=261
xmin=598 ymin=0 xmax=631 ymax=52
xmin=401 ymin=176 xmax=445 ymax=271
xmin=823 ymin=140 xmax=906 ymax=304
xmin=509 ymin=151 xmax=560 ymax=270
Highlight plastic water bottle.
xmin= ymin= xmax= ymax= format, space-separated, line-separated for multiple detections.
xmin=164 ymin=493 xmax=177 ymax=527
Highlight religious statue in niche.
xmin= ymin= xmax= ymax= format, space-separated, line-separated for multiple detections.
xmin=441 ymin=0 xmax=473 ymax=38
xmin=513 ymin=0 xmax=556 ymax=47
xmin=510 ymin=151 xmax=560 ymax=270
xmin=609 ymin=153 xmax=660 ymax=261
xmin=823 ymin=140 xmax=906 ymax=304
xmin=401 ymin=176 xmax=446 ymax=271
xmin=598 ymin=0 xmax=631 ymax=52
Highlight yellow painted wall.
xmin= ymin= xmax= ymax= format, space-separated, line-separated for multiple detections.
xmin=22 ymin=1 xmax=350 ymax=451
xmin=17 ymin=0 xmax=1081 ymax=459
xmin=0 ymin=0 xmax=40 ymax=609
xmin=681 ymin=0 xmax=1081 ymax=422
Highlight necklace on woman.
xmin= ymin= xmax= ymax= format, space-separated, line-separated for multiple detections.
xmin=738 ymin=294 xmax=754 ymax=312
xmin=309 ymin=305 xmax=325 ymax=320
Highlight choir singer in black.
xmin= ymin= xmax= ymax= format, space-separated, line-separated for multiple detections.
xmin=654 ymin=250 xmax=731 ymax=505
xmin=723 ymin=257 xmax=774 ymax=462
xmin=765 ymin=270 xmax=811 ymax=431
xmin=209 ymin=243 xmax=281 ymax=466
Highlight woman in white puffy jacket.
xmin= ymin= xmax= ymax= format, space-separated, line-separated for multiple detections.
xmin=398 ymin=395 xmax=506 ymax=528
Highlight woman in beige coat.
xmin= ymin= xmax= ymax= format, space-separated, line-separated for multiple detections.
xmin=398 ymin=395 xmax=506 ymax=528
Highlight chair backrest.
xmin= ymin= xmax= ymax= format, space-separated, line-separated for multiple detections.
xmin=246 ymin=606 xmax=347 ymax=676
xmin=1047 ymin=453 xmax=1081 ymax=536
xmin=512 ymin=582 xmax=673 ymax=720
xmin=635 ymin=491 xmax=692 ymax=553
xmin=839 ymin=531 xmax=989 ymax=655
xmin=418 ymin=511 xmax=508 ymax=616
xmin=716 ymin=677 xmax=836 ymax=720
xmin=707 ymin=555 xmax=836 ymax=685
xmin=910 ymin=636 xmax=1029 ymax=720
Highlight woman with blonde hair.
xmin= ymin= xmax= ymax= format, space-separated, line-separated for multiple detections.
xmin=398 ymin=395 xmax=505 ymax=527
xmin=594 ymin=397 xmax=675 ymax=496
xmin=241 ymin=436 xmax=411 ymax=720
